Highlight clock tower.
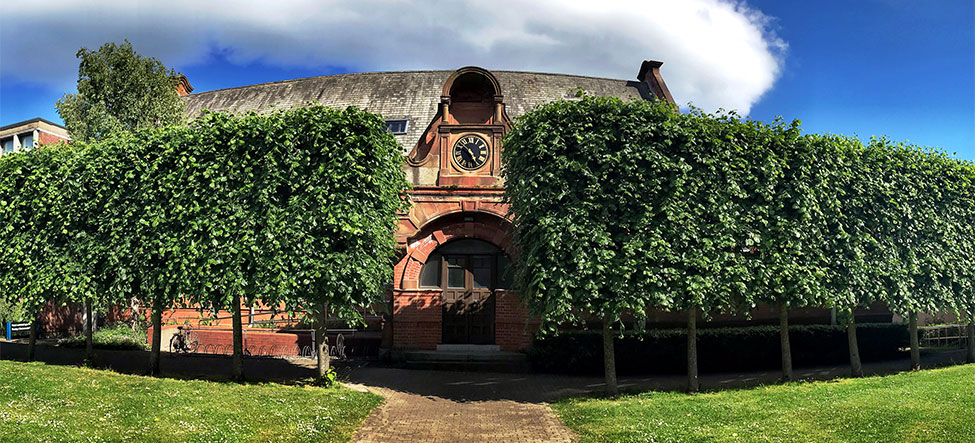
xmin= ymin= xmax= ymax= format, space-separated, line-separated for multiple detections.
xmin=407 ymin=66 xmax=509 ymax=187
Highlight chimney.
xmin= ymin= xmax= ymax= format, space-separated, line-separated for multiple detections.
xmin=174 ymin=74 xmax=194 ymax=96
xmin=637 ymin=60 xmax=675 ymax=104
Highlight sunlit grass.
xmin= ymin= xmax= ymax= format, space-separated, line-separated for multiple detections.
xmin=554 ymin=364 xmax=975 ymax=442
xmin=0 ymin=361 xmax=381 ymax=442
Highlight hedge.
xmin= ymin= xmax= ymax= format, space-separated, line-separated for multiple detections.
xmin=529 ymin=323 xmax=910 ymax=375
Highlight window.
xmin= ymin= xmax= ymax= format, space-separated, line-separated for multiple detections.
xmin=417 ymin=239 xmax=512 ymax=289
xmin=385 ymin=119 xmax=409 ymax=135
xmin=419 ymin=253 xmax=442 ymax=288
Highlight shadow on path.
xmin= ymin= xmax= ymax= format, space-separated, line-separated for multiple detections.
xmin=345 ymin=349 xmax=971 ymax=403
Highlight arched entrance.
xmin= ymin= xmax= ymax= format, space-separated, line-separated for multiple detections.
xmin=418 ymin=239 xmax=513 ymax=344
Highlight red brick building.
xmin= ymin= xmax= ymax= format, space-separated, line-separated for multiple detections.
xmin=183 ymin=62 xmax=676 ymax=353
xmin=179 ymin=61 xmax=891 ymax=356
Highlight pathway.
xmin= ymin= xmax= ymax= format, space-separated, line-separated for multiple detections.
xmin=347 ymin=369 xmax=578 ymax=443
xmin=2 ymin=340 xmax=969 ymax=442
xmin=345 ymin=349 xmax=970 ymax=443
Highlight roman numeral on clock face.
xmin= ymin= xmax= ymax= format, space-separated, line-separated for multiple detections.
xmin=452 ymin=135 xmax=488 ymax=170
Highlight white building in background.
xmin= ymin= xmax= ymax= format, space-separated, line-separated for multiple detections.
xmin=0 ymin=118 xmax=70 ymax=155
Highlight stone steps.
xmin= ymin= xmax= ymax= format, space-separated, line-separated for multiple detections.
xmin=401 ymin=346 xmax=530 ymax=372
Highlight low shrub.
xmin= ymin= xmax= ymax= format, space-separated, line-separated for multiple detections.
xmin=529 ymin=323 xmax=909 ymax=375
xmin=58 ymin=323 xmax=149 ymax=351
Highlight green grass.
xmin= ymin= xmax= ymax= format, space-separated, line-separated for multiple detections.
xmin=553 ymin=365 xmax=975 ymax=442
xmin=58 ymin=323 xmax=149 ymax=351
xmin=0 ymin=361 xmax=382 ymax=442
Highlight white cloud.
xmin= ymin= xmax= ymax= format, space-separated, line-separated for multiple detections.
xmin=1 ymin=0 xmax=786 ymax=113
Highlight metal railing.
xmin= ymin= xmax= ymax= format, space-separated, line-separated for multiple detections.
xmin=919 ymin=324 xmax=969 ymax=349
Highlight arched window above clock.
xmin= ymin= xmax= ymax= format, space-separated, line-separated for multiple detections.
xmin=442 ymin=67 xmax=503 ymax=125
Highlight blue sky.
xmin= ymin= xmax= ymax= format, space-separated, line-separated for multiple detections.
xmin=1 ymin=0 xmax=972 ymax=158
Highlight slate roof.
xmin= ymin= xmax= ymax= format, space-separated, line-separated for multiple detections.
xmin=183 ymin=70 xmax=654 ymax=153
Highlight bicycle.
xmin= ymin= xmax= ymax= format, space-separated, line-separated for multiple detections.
xmin=169 ymin=325 xmax=199 ymax=354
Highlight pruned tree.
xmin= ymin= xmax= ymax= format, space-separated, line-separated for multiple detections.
xmin=55 ymin=139 xmax=137 ymax=365
xmin=743 ymin=124 xmax=833 ymax=383
xmin=255 ymin=106 xmax=410 ymax=381
xmin=0 ymin=145 xmax=74 ymax=361
xmin=659 ymin=110 xmax=758 ymax=392
xmin=503 ymin=96 xmax=678 ymax=395
xmin=870 ymin=140 xmax=960 ymax=371
xmin=167 ymin=106 xmax=409 ymax=382
xmin=816 ymin=134 xmax=882 ymax=377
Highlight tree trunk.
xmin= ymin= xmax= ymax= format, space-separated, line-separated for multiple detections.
xmin=847 ymin=315 xmax=863 ymax=377
xmin=149 ymin=296 xmax=163 ymax=376
xmin=316 ymin=305 xmax=330 ymax=379
xmin=231 ymin=293 xmax=245 ymax=382
xmin=84 ymin=301 xmax=94 ymax=365
xmin=967 ymin=322 xmax=974 ymax=364
xmin=687 ymin=309 xmax=699 ymax=393
xmin=602 ymin=317 xmax=618 ymax=396
xmin=909 ymin=312 xmax=920 ymax=371
xmin=779 ymin=303 xmax=793 ymax=382
xmin=26 ymin=316 xmax=38 ymax=362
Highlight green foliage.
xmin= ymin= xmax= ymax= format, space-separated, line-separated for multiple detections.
xmin=503 ymin=95 xmax=975 ymax=330
xmin=0 ymin=144 xmax=76 ymax=322
xmin=529 ymin=323 xmax=908 ymax=375
xmin=58 ymin=323 xmax=149 ymax=351
xmin=0 ymin=297 xmax=25 ymax=325
xmin=554 ymin=365 xmax=975 ymax=442
xmin=502 ymin=96 xmax=681 ymax=325
xmin=56 ymin=40 xmax=185 ymax=143
xmin=313 ymin=367 xmax=339 ymax=388
xmin=0 ymin=361 xmax=382 ymax=442
xmin=0 ymin=105 xmax=409 ymax=334
xmin=167 ymin=105 xmax=410 ymax=319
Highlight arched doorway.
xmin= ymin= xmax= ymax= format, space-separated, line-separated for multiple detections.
xmin=418 ymin=239 xmax=513 ymax=344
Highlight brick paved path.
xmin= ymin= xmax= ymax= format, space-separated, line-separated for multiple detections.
xmin=347 ymin=369 xmax=578 ymax=442
xmin=344 ymin=350 xmax=971 ymax=443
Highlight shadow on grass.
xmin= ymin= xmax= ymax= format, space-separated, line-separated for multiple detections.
xmin=0 ymin=340 xmax=372 ymax=386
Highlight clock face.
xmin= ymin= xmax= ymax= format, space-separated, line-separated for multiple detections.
xmin=452 ymin=135 xmax=489 ymax=170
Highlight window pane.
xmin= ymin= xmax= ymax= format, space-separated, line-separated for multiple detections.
xmin=447 ymin=267 xmax=465 ymax=288
xmin=419 ymin=253 xmax=441 ymax=288
xmin=385 ymin=119 xmax=408 ymax=135
xmin=472 ymin=256 xmax=491 ymax=289
xmin=438 ymin=239 xmax=501 ymax=255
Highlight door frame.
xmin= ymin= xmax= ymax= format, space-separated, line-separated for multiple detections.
xmin=440 ymin=253 xmax=497 ymax=345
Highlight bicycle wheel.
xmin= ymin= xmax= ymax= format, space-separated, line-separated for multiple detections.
xmin=169 ymin=334 xmax=180 ymax=353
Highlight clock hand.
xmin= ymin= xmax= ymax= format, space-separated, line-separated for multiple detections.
xmin=465 ymin=146 xmax=476 ymax=158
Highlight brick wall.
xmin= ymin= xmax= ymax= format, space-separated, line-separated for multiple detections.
xmin=148 ymin=326 xmax=313 ymax=356
xmin=392 ymin=290 xmax=442 ymax=350
xmin=37 ymin=131 xmax=68 ymax=146
xmin=495 ymin=290 xmax=534 ymax=351
xmin=37 ymin=302 xmax=83 ymax=336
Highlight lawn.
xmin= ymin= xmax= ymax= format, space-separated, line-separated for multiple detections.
xmin=554 ymin=365 xmax=975 ymax=442
xmin=0 ymin=361 xmax=382 ymax=442
xmin=58 ymin=323 xmax=149 ymax=351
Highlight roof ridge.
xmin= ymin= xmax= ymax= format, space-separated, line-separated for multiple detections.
xmin=185 ymin=69 xmax=633 ymax=96
xmin=186 ymin=70 xmax=453 ymax=96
